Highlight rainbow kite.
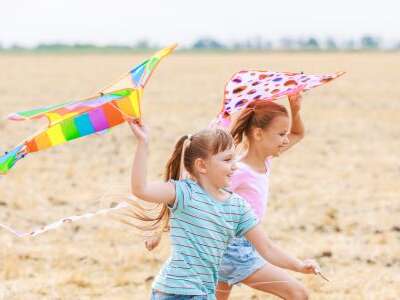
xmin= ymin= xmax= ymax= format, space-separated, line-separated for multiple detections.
xmin=0 ymin=44 xmax=177 ymax=174
xmin=213 ymin=70 xmax=345 ymax=127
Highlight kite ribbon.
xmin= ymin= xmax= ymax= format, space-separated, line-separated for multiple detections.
xmin=0 ymin=202 xmax=130 ymax=237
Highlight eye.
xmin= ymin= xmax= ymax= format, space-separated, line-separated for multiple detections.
xmin=224 ymin=155 xmax=233 ymax=162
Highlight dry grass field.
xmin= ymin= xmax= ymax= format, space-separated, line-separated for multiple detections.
xmin=0 ymin=52 xmax=399 ymax=299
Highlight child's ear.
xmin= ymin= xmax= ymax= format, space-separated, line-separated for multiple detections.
xmin=252 ymin=127 xmax=263 ymax=141
xmin=194 ymin=158 xmax=208 ymax=174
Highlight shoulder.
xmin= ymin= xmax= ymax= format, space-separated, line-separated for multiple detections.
xmin=169 ymin=179 xmax=198 ymax=212
xmin=231 ymin=163 xmax=253 ymax=185
xmin=226 ymin=192 xmax=252 ymax=211
xmin=226 ymin=193 xmax=258 ymax=236
xmin=172 ymin=178 xmax=196 ymax=190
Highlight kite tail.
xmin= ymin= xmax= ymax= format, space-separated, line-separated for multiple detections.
xmin=0 ymin=144 xmax=26 ymax=175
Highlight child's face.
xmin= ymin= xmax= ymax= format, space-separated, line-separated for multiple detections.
xmin=258 ymin=116 xmax=290 ymax=157
xmin=204 ymin=147 xmax=237 ymax=189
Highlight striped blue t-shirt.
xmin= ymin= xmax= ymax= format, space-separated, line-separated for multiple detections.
xmin=152 ymin=179 xmax=258 ymax=299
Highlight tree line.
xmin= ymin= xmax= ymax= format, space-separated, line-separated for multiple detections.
xmin=0 ymin=35 xmax=398 ymax=52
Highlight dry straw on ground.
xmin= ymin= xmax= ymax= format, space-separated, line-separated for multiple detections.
xmin=0 ymin=52 xmax=399 ymax=299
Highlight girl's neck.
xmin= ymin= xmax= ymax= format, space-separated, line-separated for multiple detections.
xmin=242 ymin=146 xmax=269 ymax=173
xmin=196 ymin=177 xmax=228 ymax=202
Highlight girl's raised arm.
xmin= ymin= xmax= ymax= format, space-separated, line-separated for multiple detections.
xmin=128 ymin=120 xmax=175 ymax=206
xmin=281 ymin=93 xmax=305 ymax=152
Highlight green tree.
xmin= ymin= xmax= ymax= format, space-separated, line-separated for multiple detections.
xmin=326 ymin=38 xmax=337 ymax=50
xmin=192 ymin=38 xmax=225 ymax=49
xmin=361 ymin=35 xmax=380 ymax=49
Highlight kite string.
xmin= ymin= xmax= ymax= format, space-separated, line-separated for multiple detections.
xmin=0 ymin=201 xmax=131 ymax=238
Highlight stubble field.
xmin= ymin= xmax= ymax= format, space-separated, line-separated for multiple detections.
xmin=0 ymin=52 xmax=399 ymax=299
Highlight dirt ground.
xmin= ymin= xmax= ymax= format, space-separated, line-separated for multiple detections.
xmin=0 ymin=52 xmax=399 ymax=299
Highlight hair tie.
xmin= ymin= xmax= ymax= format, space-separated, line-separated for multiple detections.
xmin=248 ymin=106 xmax=256 ymax=112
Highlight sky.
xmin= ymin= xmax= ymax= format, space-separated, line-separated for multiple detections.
xmin=1 ymin=0 xmax=399 ymax=47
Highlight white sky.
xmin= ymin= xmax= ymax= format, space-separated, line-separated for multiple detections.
xmin=1 ymin=0 xmax=399 ymax=47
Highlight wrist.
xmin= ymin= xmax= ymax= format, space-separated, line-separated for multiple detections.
xmin=138 ymin=139 xmax=149 ymax=147
xmin=290 ymin=108 xmax=300 ymax=116
xmin=292 ymin=259 xmax=304 ymax=272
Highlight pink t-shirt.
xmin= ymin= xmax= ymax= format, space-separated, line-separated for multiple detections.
xmin=230 ymin=159 xmax=271 ymax=220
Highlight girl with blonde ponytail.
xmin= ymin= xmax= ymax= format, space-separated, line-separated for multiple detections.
xmin=127 ymin=119 xmax=320 ymax=300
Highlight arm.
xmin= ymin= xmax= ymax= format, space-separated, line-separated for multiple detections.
xmin=281 ymin=93 xmax=305 ymax=153
xmin=245 ymin=224 xmax=319 ymax=274
xmin=129 ymin=120 xmax=175 ymax=205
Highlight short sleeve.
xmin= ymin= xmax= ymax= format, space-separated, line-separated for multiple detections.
xmin=235 ymin=200 xmax=258 ymax=237
xmin=168 ymin=179 xmax=192 ymax=213
xmin=230 ymin=169 xmax=259 ymax=218
xmin=230 ymin=168 xmax=248 ymax=191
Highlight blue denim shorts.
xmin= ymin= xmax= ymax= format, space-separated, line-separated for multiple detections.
xmin=218 ymin=237 xmax=266 ymax=285
xmin=151 ymin=290 xmax=208 ymax=300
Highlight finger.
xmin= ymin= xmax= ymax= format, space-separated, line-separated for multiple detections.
xmin=130 ymin=124 xmax=145 ymax=137
xmin=312 ymin=263 xmax=321 ymax=271
xmin=123 ymin=115 xmax=135 ymax=122
xmin=132 ymin=121 xmax=145 ymax=130
xmin=135 ymin=119 xmax=143 ymax=126
xmin=129 ymin=122 xmax=140 ymax=131
xmin=304 ymin=260 xmax=315 ymax=267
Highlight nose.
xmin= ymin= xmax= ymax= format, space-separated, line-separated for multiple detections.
xmin=231 ymin=160 xmax=238 ymax=171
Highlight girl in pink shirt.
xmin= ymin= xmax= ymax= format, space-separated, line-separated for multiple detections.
xmin=217 ymin=94 xmax=312 ymax=300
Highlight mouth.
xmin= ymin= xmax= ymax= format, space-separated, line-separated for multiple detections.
xmin=274 ymin=148 xmax=283 ymax=156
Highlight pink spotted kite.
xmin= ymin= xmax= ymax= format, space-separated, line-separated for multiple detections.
xmin=213 ymin=70 xmax=345 ymax=127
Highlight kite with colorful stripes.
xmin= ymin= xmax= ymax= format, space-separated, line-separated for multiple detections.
xmin=0 ymin=44 xmax=176 ymax=175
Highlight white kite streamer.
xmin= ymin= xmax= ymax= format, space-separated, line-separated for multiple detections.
xmin=0 ymin=201 xmax=129 ymax=237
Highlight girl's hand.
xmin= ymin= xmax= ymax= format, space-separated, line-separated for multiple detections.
xmin=145 ymin=235 xmax=162 ymax=251
xmin=127 ymin=118 xmax=149 ymax=144
xmin=288 ymin=93 xmax=302 ymax=115
xmin=297 ymin=258 xmax=321 ymax=275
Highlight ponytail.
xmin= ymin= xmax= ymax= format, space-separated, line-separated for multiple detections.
xmin=165 ymin=135 xmax=191 ymax=181
xmin=230 ymin=104 xmax=256 ymax=145
xmin=230 ymin=100 xmax=288 ymax=146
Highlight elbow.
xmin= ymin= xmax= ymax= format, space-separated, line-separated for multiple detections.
xmin=262 ymin=236 xmax=276 ymax=254
xmin=131 ymin=183 xmax=146 ymax=199
xmin=296 ymin=130 xmax=305 ymax=140
xmin=292 ymin=131 xmax=305 ymax=143
xmin=298 ymin=132 xmax=305 ymax=141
